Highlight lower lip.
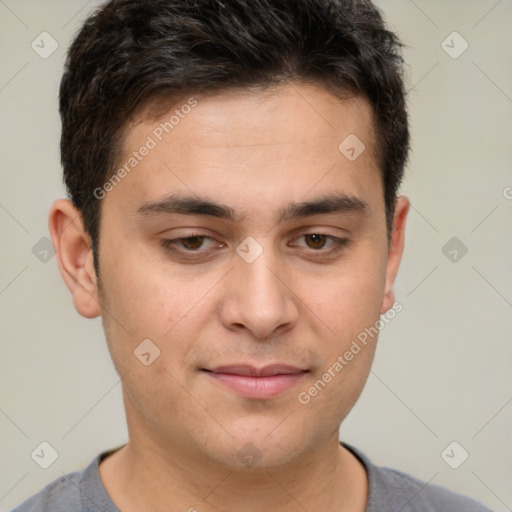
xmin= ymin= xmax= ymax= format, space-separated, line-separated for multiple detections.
xmin=204 ymin=371 xmax=306 ymax=399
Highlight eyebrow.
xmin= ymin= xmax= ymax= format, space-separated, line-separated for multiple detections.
xmin=136 ymin=192 xmax=369 ymax=224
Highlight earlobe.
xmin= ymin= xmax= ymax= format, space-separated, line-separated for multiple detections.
xmin=380 ymin=195 xmax=410 ymax=314
xmin=48 ymin=199 xmax=101 ymax=319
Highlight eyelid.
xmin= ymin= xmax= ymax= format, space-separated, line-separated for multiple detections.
xmin=159 ymin=230 xmax=349 ymax=259
xmin=160 ymin=231 xmax=221 ymax=251
xmin=288 ymin=233 xmax=349 ymax=253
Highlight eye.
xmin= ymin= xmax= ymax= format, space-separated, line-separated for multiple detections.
xmin=291 ymin=233 xmax=348 ymax=254
xmin=159 ymin=231 xmax=349 ymax=260
xmin=160 ymin=233 xmax=222 ymax=256
xmin=303 ymin=234 xmax=330 ymax=250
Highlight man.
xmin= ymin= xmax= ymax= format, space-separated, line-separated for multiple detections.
xmin=13 ymin=0 xmax=493 ymax=510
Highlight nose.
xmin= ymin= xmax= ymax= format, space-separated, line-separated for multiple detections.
xmin=219 ymin=242 xmax=300 ymax=339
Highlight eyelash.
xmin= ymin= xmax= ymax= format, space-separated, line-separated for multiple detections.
xmin=160 ymin=231 xmax=349 ymax=259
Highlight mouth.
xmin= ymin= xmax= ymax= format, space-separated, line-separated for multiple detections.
xmin=201 ymin=364 xmax=309 ymax=399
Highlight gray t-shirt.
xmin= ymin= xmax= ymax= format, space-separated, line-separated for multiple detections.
xmin=11 ymin=442 xmax=494 ymax=511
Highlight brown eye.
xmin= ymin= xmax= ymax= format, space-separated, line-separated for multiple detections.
xmin=180 ymin=236 xmax=206 ymax=250
xmin=160 ymin=232 xmax=220 ymax=257
xmin=289 ymin=233 xmax=349 ymax=257
xmin=304 ymin=234 xmax=328 ymax=249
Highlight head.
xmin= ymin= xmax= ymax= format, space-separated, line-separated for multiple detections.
xmin=51 ymin=0 xmax=410 ymax=469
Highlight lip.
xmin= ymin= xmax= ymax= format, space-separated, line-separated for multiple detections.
xmin=203 ymin=364 xmax=308 ymax=399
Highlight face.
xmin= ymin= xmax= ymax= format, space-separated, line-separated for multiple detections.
xmin=53 ymin=83 xmax=408 ymax=470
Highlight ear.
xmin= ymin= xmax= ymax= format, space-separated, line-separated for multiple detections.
xmin=48 ymin=199 xmax=100 ymax=318
xmin=380 ymin=195 xmax=410 ymax=314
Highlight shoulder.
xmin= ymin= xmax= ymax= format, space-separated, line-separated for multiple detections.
xmin=10 ymin=470 xmax=84 ymax=512
xmin=341 ymin=442 xmax=494 ymax=512
xmin=372 ymin=465 xmax=493 ymax=511
xmin=10 ymin=450 xmax=119 ymax=512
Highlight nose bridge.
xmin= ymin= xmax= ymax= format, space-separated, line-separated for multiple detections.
xmin=240 ymin=252 xmax=282 ymax=306
xmin=222 ymin=236 xmax=299 ymax=337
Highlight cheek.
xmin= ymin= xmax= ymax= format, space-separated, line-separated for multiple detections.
xmin=294 ymin=260 xmax=385 ymax=419
xmin=304 ymin=246 xmax=387 ymax=342
xmin=98 ymin=249 xmax=224 ymax=382
xmin=295 ymin=345 xmax=376 ymax=434
xmin=100 ymin=245 xmax=196 ymax=333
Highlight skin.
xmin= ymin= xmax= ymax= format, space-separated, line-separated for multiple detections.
xmin=49 ymin=83 xmax=409 ymax=512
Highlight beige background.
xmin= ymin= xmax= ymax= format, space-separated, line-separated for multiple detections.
xmin=1 ymin=0 xmax=511 ymax=510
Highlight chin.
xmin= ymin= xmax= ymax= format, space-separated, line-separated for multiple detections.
xmin=206 ymin=423 xmax=309 ymax=471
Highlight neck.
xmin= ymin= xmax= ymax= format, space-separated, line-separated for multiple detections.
xmin=99 ymin=432 xmax=368 ymax=512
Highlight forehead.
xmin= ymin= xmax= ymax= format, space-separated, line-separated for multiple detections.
xmin=129 ymin=84 xmax=376 ymax=153
xmin=107 ymin=83 xmax=382 ymax=221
